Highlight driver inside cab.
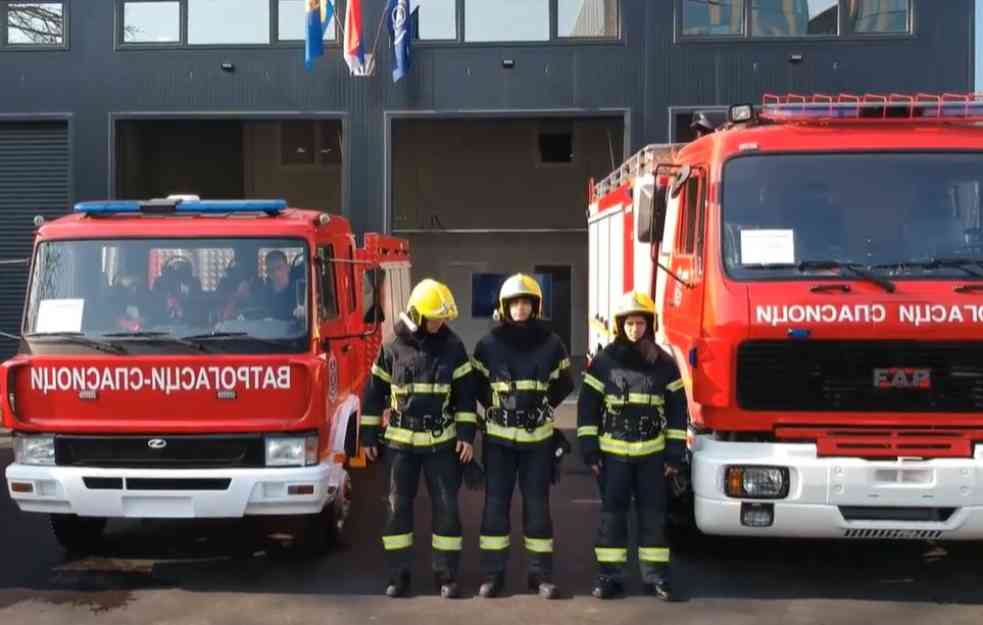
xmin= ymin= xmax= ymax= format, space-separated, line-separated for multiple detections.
xmin=256 ymin=250 xmax=305 ymax=321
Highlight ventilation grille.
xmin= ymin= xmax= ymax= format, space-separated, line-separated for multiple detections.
xmin=843 ymin=529 xmax=942 ymax=540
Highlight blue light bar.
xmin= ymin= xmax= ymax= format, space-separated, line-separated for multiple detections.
xmin=74 ymin=199 xmax=287 ymax=215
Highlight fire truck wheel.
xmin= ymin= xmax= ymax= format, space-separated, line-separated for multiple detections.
xmin=49 ymin=514 xmax=107 ymax=553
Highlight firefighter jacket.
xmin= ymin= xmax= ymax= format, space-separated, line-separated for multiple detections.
xmin=473 ymin=320 xmax=575 ymax=447
xmin=577 ymin=338 xmax=687 ymax=463
xmin=360 ymin=316 xmax=477 ymax=453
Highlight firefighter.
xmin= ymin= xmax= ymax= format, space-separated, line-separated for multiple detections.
xmin=360 ymin=279 xmax=478 ymax=599
xmin=472 ymin=273 xmax=575 ymax=599
xmin=577 ymin=291 xmax=686 ymax=601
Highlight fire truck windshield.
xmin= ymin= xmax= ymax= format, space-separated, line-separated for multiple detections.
xmin=24 ymin=237 xmax=310 ymax=354
xmin=722 ymin=152 xmax=983 ymax=281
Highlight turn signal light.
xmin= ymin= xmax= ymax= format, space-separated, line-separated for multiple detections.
xmin=10 ymin=482 xmax=34 ymax=493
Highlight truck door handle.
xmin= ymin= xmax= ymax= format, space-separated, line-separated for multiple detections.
xmin=341 ymin=344 xmax=352 ymax=353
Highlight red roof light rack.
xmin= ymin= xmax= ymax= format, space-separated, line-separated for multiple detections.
xmin=760 ymin=93 xmax=983 ymax=123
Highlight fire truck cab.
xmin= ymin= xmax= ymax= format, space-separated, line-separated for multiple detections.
xmin=590 ymin=95 xmax=983 ymax=540
xmin=3 ymin=196 xmax=410 ymax=552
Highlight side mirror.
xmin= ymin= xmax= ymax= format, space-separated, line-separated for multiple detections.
xmin=637 ymin=179 xmax=669 ymax=245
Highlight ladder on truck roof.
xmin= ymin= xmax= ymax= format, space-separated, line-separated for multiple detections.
xmin=590 ymin=143 xmax=683 ymax=203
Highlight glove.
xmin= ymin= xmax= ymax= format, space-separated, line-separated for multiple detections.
xmin=668 ymin=464 xmax=690 ymax=498
xmin=583 ymin=449 xmax=602 ymax=468
xmin=550 ymin=430 xmax=572 ymax=485
xmin=462 ymin=459 xmax=485 ymax=491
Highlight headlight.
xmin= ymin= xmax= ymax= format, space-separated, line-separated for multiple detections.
xmin=14 ymin=435 xmax=55 ymax=466
xmin=725 ymin=466 xmax=789 ymax=499
xmin=265 ymin=434 xmax=318 ymax=467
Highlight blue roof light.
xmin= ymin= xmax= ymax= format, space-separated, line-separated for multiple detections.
xmin=74 ymin=199 xmax=287 ymax=216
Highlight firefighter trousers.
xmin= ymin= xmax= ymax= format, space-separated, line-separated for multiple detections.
xmin=594 ymin=454 xmax=670 ymax=583
xmin=479 ymin=440 xmax=554 ymax=578
xmin=382 ymin=447 xmax=463 ymax=581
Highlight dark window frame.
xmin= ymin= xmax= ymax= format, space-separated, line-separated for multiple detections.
xmin=115 ymin=0 xmax=341 ymax=50
xmin=675 ymin=0 xmax=914 ymax=43
xmin=1 ymin=0 xmax=69 ymax=50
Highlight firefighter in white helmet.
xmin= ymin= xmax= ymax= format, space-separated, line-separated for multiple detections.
xmin=472 ymin=273 xmax=575 ymax=599
xmin=577 ymin=291 xmax=686 ymax=601
xmin=360 ymin=278 xmax=478 ymax=599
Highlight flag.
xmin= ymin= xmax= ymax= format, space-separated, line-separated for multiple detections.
xmin=304 ymin=0 xmax=334 ymax=71
xmin=344 ymin=0 xmax=365 ymax=74
xmin=386 ymin=0 xmax=415 ymax=82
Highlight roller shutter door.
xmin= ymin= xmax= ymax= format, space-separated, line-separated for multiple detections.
xmin=0 ymin=122 xmax=70 ymax=356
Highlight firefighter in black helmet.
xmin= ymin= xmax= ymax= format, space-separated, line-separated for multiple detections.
xmin=360 ymin=279 xmax=478 ymax=599
xmin=577 ymin=291 xmax=686 ymax=601
xmin=472 ymin=273 xmax=575 ymax=599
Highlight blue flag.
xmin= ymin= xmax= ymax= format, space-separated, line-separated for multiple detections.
xmin=386 ymin=0 xmax=414 ymax=82
xmin=305 ymin=0 xmax=334 ymax=72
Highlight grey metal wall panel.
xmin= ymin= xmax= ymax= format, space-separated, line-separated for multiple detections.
xmin=0 ymin=121 xmax=70 ymax=353
xmin=0 ymin=0 xmax=973 ymax=238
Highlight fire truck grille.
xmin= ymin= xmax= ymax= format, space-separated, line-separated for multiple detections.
xmin=54 ymin=434 xmax=266 ymax=469
xmin=737 ymin=341 xmax=983 ymax=413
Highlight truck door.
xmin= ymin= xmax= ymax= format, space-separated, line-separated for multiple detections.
xmin=661 ymin=168 xmax=707 ymax=374
xmin=314 ymin=240 xmax=354 ymax=401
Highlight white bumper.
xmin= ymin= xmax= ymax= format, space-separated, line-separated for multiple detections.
xmin=692 ymin=434 xmax=983 ymax=540
xmin=5 ymin=459 xmax=346 ymax=519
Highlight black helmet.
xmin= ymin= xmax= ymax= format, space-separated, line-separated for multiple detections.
xmin=690 ymin=111 xmax=717 ymax=136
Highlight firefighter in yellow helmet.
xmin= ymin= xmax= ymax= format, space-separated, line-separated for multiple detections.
xmin=472 ymin=273 xmax=575 ymax=599
xmin=360 ymin=278 xmax=478 ymax=599
xmin=577 ymin=291 xmax=686 ymax=601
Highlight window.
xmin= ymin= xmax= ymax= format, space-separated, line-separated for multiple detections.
xmin=280 ymin=120 xmax=342 ymax=167
xmin=188 ymin=0 xmax=269 ymax=45
xmin=317 ymin=246 xmax=339 ymax=320
xmin=558 ymin=0 xmax=619 ymax=38
xmin=752 ymin=0 xmax=838 ymax=37
xmin=5 ymin=1 xmax=64 ymax=46
xmin=846 ymin=0 xmax=909 ymax=34
xmin=465 ymin=0 xmax=549 ymax=42
xmin=278 ymin=0 xmax=336 ymax=41
xmin=414 ymin=0 xmax=456 ymax=40
xmin=681 ymin=0 xmax=911 ymax=40
xmin=682 ymin=0 xmax=744 ymax=37
xmin=678 ymin=176 xmax=703 ymax=255
xmin=538 ymin=130 xmax=574 ymax=164
xmin=281 ymin=121 xmax=316 ymax=165
xmin=123 ymin=1 xmax=181 ymax=44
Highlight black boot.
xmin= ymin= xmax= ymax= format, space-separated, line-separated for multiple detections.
xmin=435 ymin=573 xmax=460 ymax=599
xmin=592 ymin=577 xmax=623 ymax=600
xmin=385 ymin=572 xmax=411 ymax=598
xmin=478 ymin=573 xmax=504 ymax=598
xmin=643 ymin=579 xmax=675 ymax=602
xmin=527 ymin=573 xmax=559 ymax=600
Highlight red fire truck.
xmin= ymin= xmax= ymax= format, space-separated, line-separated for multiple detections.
xmin=3 ymin=196 xmax=410 ymax=552
xmin=589 ymin=94 xmax=983 ymax=539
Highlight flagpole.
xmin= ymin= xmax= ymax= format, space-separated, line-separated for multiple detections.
xmin=368 ymin=0 xmax=390 ymax=64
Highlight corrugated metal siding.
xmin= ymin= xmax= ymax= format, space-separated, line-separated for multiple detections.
xmin=0 ymin=122 xmax=70 ymax=355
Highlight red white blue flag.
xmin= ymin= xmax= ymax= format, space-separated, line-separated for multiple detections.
xmin=343 ymin=0 xmax=365 ymax=73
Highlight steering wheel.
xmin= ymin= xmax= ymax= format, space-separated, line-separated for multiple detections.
xmin=161 ymin=255 xmax=193 ymax=278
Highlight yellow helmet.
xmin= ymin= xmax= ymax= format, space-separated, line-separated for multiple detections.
xmin=612 ymin=291 xmax=656 ymax=336
xmin=406 ymin=279 xmax=458 ymax=326
xmin=496 ymin=273 xmax=543 ymax=321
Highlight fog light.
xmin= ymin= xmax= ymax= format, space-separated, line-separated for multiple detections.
xmin=741 ymin=502 xmax=774 ymax=527
xmin=725 ymin=466 xmax=789 ymax=499
xmin=10 ymin=482 xmax=33 ymax=493
xmin=287 ymin=484 xmax=315 ymax=496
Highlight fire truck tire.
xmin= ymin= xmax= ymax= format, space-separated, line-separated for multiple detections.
xmin=49 ymin=514 xmax=107 ymax=553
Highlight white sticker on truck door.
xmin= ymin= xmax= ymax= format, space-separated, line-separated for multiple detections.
xmin=740 ymin=229 xmax=795 ymax=265
xmin=36 ymin=299 xmax=85 ymax=333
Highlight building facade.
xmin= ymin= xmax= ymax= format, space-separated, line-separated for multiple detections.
xmin=0 ymin=0 xmax=974 ymax=359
